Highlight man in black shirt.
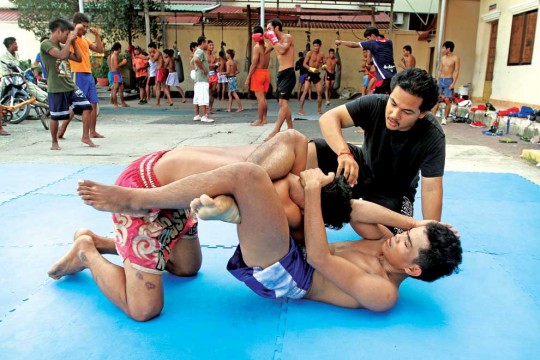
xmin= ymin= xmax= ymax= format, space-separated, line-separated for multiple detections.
xmin=294 ymin=52 xmax=309 ymax=101
xmin=307 ymin=68 xmax=442 ymax=234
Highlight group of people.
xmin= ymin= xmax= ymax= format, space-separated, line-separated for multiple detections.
xmin=48 ymin=21 xmax=463 ymax=319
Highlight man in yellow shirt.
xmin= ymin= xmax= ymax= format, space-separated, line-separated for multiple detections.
xmin=62 ymin=13 xmax=104 ymax=139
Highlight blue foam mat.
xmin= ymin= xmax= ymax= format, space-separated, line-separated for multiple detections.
xmin=1 ymin=164 xmax=539 ymax=359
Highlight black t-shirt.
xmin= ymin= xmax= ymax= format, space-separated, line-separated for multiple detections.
xmin=345 ymin=94 xmax=445 ymax=202
xmin=295 ymin=58 xmax=307 ymax=75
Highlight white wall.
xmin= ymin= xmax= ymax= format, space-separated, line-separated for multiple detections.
xmin=0 ymin=22 xmax=41 ymax=62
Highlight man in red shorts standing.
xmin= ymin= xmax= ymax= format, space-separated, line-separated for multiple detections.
xmin=245 ymin=25 xmax=272 ymax=126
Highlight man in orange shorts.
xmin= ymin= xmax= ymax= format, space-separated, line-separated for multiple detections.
xmin=245 ymin=25 xmax=272 ymax=126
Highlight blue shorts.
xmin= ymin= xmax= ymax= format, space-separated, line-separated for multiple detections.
xmin=438 ymin=77 xmax=454 ymax=98
xmin=227 ymin=76 xmax=238 ymax=92
xmin=227 ymin=238 xmax=314 ymax=299
xmin=299 ymin=73 xmax=307 ymax=85
xmin=72 ymin=72 xmax=98 ymax=103
xmin=109 ymin=71 xmax=123 ymax=84
xmin=48 ymin=89 xmax=92 ymax=121
xmin=362 ymin=74 xmax=369 ymax=87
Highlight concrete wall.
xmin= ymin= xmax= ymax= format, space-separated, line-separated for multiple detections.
xmin=472 ymin=0 xmax=540 ymax=108
xmin=0 ymin=21 xmax=41 ymax=67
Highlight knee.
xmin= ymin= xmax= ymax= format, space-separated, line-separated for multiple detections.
xmin=128 ymin=305 xmax=163 ymax=322
xmin=281 ymin=129 xmax=307 ymax=146
xmin=74 ymin=227 xmax=93 ymax=240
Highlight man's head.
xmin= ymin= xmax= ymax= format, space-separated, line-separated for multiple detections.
xmin=442 ymin=41 xmax=455 ymax=54
xmin=298 ymin=51 xmax=304 ymax=58
xmin=49 ymin=18 xmax=74 ymax=43
xmin=253 ymin=25 xmax=264 ymax=35
xmin=384 ymin=68 xmax=438 ymax=131
xmin=148 ymin=42 xmax=157 ymax=50
xmin=226 ymin=49 xmax=235 ymax=59
xmin=312 ymin=39 xmax=322 ymax=52
xmin=111 ymin=42 xmax=121 ymax=52
xmin=328 ymin=48 xmax=335 ymax=58
xmin=190 ymin=41 xmax=198 ymax=52
xmin=364 ymin=27 xmax=380 ymax=40
xmin=267 ymin=18 xmax=283 ymax=33
xmin=3 ymin=37 xmax=17 ymax=53
xmin=73 ymin=12 xmax=90 ymax=36
xmin=403 ymin=45 xmax=412 ymax=57
xmin=207 ymin=40 xmax=214 ymax=52
xmin=383 ymin=223 xmax=462 ymax=282
xmin=163 ymin=49 xmax=173 ymax=58
xmin=197 ymin=36 xmax=207 ymax=50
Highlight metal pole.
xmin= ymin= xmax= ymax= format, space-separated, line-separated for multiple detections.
xmin=435 ymin=0 xmax=447 ymax=76
xmin=260 ymin=0 xmax=265 ymax=27
xmin=144 ymin=0 xmax=151 ymax=45
xmin=78 ymin=0 xmax=84 ymax=13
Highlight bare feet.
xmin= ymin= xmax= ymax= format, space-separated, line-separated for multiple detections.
xmin=47 ymin=235 xmax=93 ymax=280
xmin=250 ymin=120 xmax=267 ymax=126
xmin=91 ymin=132 xmax=105 ymax=138
xmin=190 ymin=194 xmax=241 ymax=224
xmin=298 ymin=111 xmax=306 ymax=116
xmin=51 ymin=142 xmax=61 ymax=150
xmin=81 ymin=138 xmax=98 ymax=147
xmin=318 ymin=110 xmax=323 ymax=115
xmin=77 ymin=179 xmax=149 ymax=216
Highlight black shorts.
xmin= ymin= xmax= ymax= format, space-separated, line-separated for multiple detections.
xmin=310 ymin=138 xmax=413 ymax=234
xmin=136 ymin=76 xmax=147 ymax=89
xmin=325 ymin=72 xmax=336 ymax=81
xmin=276 ymin=67 xmax=296 ymax=100
xmin=374 ymin=78 xmax=392 ymax=94
xmin=48 ymin=89 xmax=92 ymax=121
xmin=307 ymin=71 xmax=321 ymax=84
xmin=147 ymin=76 xmax=156 ymax=87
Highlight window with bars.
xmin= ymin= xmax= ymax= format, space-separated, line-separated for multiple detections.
xmin=507 ymin=9 xmax=537 ymax=65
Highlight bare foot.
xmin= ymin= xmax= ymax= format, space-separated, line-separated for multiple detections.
xmin=58 ymin=136 xmax=66 ymax=140
xmin=225 ymin=109 xmax=231 ymax=112
xmin=51 ymin=143 xmax=61 ymax=150
xmin=250 ymin=121 xmax=267 ymax=126
xmin=47 ymin=235 xmax=93 ymax=280
xmin=114 ymin=104 xmax=119 ymax=108
xmin=0 ymin=129 xmax=10 ymax=136
xmin=190 ymin=194 xmax=241 ymax=224
xmin=182 ymin=99 xmax=187 ymax=103
xmin=81 ymin=138 xmax=98 ymax=147
xmin=236 ymin=108 xmax=244 ymax=113
xmin=318 ymin=110 xmax=323 ymax=115
xmin=91 ymin=132 xmax=105 ymax=138
xmin=298 ymin=111 xmax=306 ymax=116
xmin=153 ymin=103 xmax=161 ymax=107
xmin=122 ymin=103 xmax=130 ymax=108
xmin=168 ymin=102 xmax=173 ymax=107
xmin=77 ymin=179 xmax=149 ymax=215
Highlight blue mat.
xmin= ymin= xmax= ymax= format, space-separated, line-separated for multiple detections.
xmin=1 ymin=164 xmax=539 ymax=359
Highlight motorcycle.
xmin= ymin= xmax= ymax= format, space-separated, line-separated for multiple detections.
xmin=0 ymin=61 xmax=49 ymax=124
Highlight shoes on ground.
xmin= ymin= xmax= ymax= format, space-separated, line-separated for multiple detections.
xmin=193 ymin=115 xmax=201 ymax=121
xmin=441 ymin=118 xmax=447 ymax=125
xmin=201 ymin=116 xmax=215 ymax=123
xmin=470 ymin=120 xmax=486 ymax=128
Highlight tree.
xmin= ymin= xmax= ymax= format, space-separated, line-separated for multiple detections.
xmin=10 ymin=0 xmax=79 ymax=40
xmin=10 ymin=0 xmax=161 ymax=45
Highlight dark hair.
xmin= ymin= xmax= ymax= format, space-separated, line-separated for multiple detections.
xmin=298 ymin=52 xmax=304 ymax=57
xmin=320 ymin=175 xmax=352 ymax=230
xmin=413 ymin=223 xmax=462 ymax=282
xmin=190 ymin=41 xmax=198 ymax=51
xmin=111 ymin=42 xmax=121 ymax=51
xmin=390 ymin=68 xmax=439 ymax=112
xmin=403 ymin=45 xmax=412 ymax=53
xmin=226 ymin=49 xmax=235 ymax=59
xmin=49 ymin=18 xmax=74 ymax=32
xmin=313 ymin=39 xmax=322 ymax=46
xmin=39 ymin=36 xmax=48 ymax=43
xmin=73 ymin=12 xmax=90 ymax=24
xmin=207 ymin=39 xmax=213 ymax=45
xmin=148 ymin=42 xmax=157 ymax=49
xmin=219 ymin=50 xmax=225 ymax=58
xmin=443 ymin=41 xmax=455 ymax=52
xmin=328 ymin=48 xmax=335 ymax=53
xmin=270 ymin=18 xmax=283 ymax=32
xmin=163 ymin=49 xmax=174 ymax=57
xmin=3 ymin=37 xmax=16 ymax=49
xmin=364 ymin=26 xmax=380 ymax=38
xmin=197 ymin=36 xmax=206 ymax=46
xmin=253 ymin=25 xmax=264 ymax=34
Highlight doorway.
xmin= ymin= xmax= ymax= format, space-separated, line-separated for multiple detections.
xmin=483 ymin=21 xmax=498 ymax=101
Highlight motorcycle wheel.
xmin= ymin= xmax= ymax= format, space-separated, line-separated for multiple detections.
xmin=35 ymin=106 xmax=49 ymax=130
xmin=2 ymin=97 xmax=31 ymax=124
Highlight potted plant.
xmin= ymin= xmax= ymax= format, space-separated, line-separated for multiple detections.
xmin=91 ymin=54 xmax=110 ymax=87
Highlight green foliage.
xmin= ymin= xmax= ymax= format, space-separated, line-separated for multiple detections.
xmin=10 ymin=0 xmax=162 ymax=45
xmin=10 ymin=0 xmax=80 ymax=40
xmin=91 ymin=54 xmax=109 ymax=78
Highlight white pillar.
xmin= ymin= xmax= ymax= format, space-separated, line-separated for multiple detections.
xmin=260 ymin=0 xmax=265 ymax=27
xmin=78 ymin=0 xmax=84 ymax=13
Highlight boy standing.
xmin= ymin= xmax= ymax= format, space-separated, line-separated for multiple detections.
xmin=40 ymin=18 xmax=95 ymax=150
xmin=225 ymin=49 xmax=243 ymax=113
xmin=108 ymin=42 xmax=129 ymax=108
xmin=191 ymin=36 xmax=214 ymax=123
xmin=132 ymin=46 xmax=149 ymax=104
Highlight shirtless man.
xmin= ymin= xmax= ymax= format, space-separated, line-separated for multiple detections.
xmin=148 ymin=42 xmax=172 ymax=107
xmin=432 ymin=41 xmax=460 ymax=125
xmin=217 ymin=51 xmax=227 ymax=101
xmin=73 ymin=159 xmax=462 ymax=313
xmin=109 ymin=42 xmax=129 ymax=108
xmin=225 ymin=49 xmax=243 ymax=113
xmin=323 ymin=48 xmax=341 ymax=107
xmin=299 ymin=39 xmax=325 ymax=116
xmin=48 ymin=130 xmax=352 ymax=321
xmin=164 ymin=49 xmax=186 ymax=103
xmin=264 ymin=18 xmax=296 ymax=141
xmin=206 ymin=40 xmax=219 ymax=113
xmin=245 ymin=25 xmax=272 ymax=126
xmin=398 ymin=45 xmax=416 ymax=70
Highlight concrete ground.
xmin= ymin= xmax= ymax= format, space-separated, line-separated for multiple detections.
xmin=1 ymin=94 xmax=539 ymax=186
